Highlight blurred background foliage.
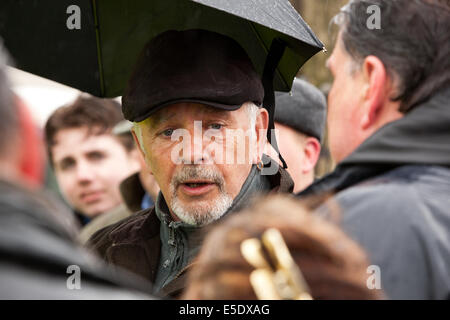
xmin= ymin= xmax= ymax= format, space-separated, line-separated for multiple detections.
xmin=289 ymin=0 xmax=348 ymax=177
xmin=290 ymin=0 xmax=347 ymax=89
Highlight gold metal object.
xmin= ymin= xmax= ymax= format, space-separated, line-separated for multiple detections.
xmin=256 ymin=160 xmax=264 ymax=171
xmin=240 ymin=228 xmax=313 ymax=300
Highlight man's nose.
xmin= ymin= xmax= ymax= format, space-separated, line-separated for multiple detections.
xmin=179 ymin=123 xmax=212 ymax=165
xmin=75 ymin=160 xmax=95 ymax=184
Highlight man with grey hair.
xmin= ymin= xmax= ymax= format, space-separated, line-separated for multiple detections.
xmin=88 ymin=29 xmax=294 ymax=298
xmin=299 ymin=0 xmax=450 ymax=299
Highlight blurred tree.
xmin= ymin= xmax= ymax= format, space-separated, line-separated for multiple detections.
xmin=290 ymin=0 xmax=347 ymax=90
xmin=289 ymin=0 xmax=349 ymax=177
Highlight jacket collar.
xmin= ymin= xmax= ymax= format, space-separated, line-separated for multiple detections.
xmin=119 ymin=172 xmax=146 ymax=213
xmin=300 ymin=87 xmax=450 ymax=196
xmin=343 ymin=87 xmax=450 ymax=167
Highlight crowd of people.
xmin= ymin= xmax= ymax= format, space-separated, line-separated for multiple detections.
xmin=0 ymin=0 xmax=449 ymax=300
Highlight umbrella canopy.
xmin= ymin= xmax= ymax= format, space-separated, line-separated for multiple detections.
xmin=0 ymin=0 xmax=323 ymax=98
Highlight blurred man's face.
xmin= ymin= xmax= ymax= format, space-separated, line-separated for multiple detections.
xmin=265 ymin=123 xmax=320 ymax=193
xmin=52 ymin=127 xmax=141 ymax=218
xmin=326 ymin=32 xmax=366 ymax=163
xmin=272 ymin=123 xmax=306 ymax=182
xmin=133 ymin=102 xmax=267 ymax=226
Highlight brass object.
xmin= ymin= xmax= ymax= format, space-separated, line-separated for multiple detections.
xmin=240 ymin=228 xmax=313 ymax=300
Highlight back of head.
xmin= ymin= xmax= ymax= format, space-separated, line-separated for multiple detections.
xmin=334 ymin=0 xmax=450 ymax=112
xmin=0 ymin=40 xmax=18 ymax=162
xmin=44 ymin=95 xmax=134 ymax=163
xmin=275 ymin=78 xmax=327 ymax=142
xmin=183 ymin=195 xmax=382 ymax=300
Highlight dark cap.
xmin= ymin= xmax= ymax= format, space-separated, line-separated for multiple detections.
xmin=275 ymin=78 xmax=327 ymax=142
xmin=122 ymin=29 xmax=264 ymax=122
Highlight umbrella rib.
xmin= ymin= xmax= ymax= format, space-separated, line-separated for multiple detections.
xmin=249 ymin=0 xmax=323 ymax=49
xmin=91 ymin=0 xmax=105 ymax=96
xmin=248 ymin=20 xmax=288 ymax=91
xmin=193 ymin=0 xmax=323 ymax=49
xmin=284 ymin=2 xmax=312 ymax=35
xmin=284 ymin=1 xmax=324 ymax=49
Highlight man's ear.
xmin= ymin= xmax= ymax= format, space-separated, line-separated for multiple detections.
xmin=127 ymin=148 xmax=144 ymax=171
xmin=301 ymin=137 xmax=321 ymax=175
xmin=360 ymin=55 xmax=388 ymax=130
xmin=131 ymin=127 xmax=152 ymax=175
xmin=254 ymin=107 xmax=269 ymax=163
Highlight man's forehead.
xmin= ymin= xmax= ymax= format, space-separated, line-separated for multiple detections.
xmin=54 ymin=126 xmax=108 ymax=142
xmin=326 ymin=34 xmax=345 ymax=71
xmin=53 ymin=128 xmax=118 ymax=153
xmin=146 ymin=102 xmax=235 ymax=126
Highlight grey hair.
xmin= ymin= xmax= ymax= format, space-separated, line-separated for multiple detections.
xmin=332 ymin=0 xmax=450 ymax=113
xmin=243 ymin=101 xmax=259 ymax=131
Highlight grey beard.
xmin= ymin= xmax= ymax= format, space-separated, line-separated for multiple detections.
xmin=170 ymin=192 xmax=233 ymax=226
xmin=169 ymin=165 xmax=233 ymax=226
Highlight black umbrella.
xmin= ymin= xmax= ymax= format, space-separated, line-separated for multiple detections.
xmin=1 ymin=0 xmax=324 ymax=167
xmin=0 ymin=0 xmax=323 ymax=97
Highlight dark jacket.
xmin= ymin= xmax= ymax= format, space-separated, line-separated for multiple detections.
xmin=299 ymin=87 xmax=450 ymax=299
xmin=87 ymin=162 xmax=294 ymax=298
xmin=0 ymin=180 xmax=153 ymax=299
xmin=120 ymin=172 xmax=148 ymax=213
xmin=78 ymin=172 xmax=151 ymax=244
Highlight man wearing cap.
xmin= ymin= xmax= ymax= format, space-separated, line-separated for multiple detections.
xmin=88 ymin=29 xmax=294 ymax=298
xmin=267 ymin=78 xmax=327 ymax=193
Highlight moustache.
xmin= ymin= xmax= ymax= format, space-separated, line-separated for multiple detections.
xmin=171 ymin=165 xmax=225 ymax=189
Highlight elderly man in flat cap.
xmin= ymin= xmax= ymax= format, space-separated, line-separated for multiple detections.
xmin=268 ymin=78 xmax=327 ymax=193
xmin=88 ymin=29 xmax=294 ymax=298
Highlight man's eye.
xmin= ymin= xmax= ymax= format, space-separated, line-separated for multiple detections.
xmin=209 ymin=123 xmax=223 ymax=130
xmin=88 ymin=151 xmax=105 ymax=161
xmin=161 ymin=128 xmax=174 ymax=137
xmin=59 ymin=160 xmax=75 ymax=171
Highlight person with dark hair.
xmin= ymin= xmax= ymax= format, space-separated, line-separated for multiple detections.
xmin=183 ymin=195 xmax=382 ymax=300
xmin=44 ymin=96 xmax=141 ymax=225
xmin=87 ymin=29 xmax=294 ymax=298
xmin=78 ymin=120 xmax=160 ymax=244
xmin=266 ymin=77 xmax=327 ymax=192
xmin=0 ymin=40 xmax=152 ymax=299
xmin=299 ymin=0 xmax=450 ymax=299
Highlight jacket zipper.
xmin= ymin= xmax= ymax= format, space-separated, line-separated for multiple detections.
xmin=173 ymin=262 xmax=196 ymax=280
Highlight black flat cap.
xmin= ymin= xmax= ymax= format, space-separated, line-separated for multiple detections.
xmin=275 ymin=78 xmax=327 ymax=142
xmin=122 ymin=29 xmax=264 ymax=122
